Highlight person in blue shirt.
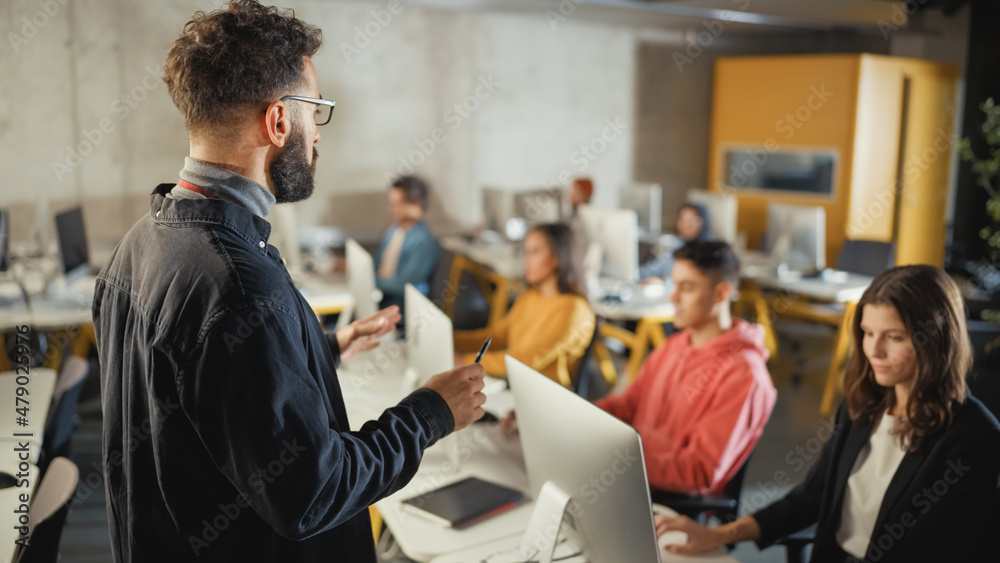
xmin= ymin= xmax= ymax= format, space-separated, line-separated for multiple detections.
xmin=375 ymin=175 xmax=442 ymax=317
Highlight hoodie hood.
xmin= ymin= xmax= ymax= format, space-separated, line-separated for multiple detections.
xmin=686 ymin=318 xmax=770 ymax=363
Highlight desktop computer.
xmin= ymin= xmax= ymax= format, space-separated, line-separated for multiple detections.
xmin=576 ymin=204 xmax=639 ymax=283
xmin=620 ymin=183 xmax=663 ymax=235
xmin=266 ymin=203 xmax=303 ymax=273
xmin=346 ymin=238 xmax=382 ymax=321
xmin=54 ymin=206 xmax=90 ymax=287
xmin=404 ymin=283 xmax=454 ymax=389
xmin=506 ymin=357 xmax=661 ymax=562
xmin=482 ymin=187 xmax=563 ymax=242
xmin=687 ymin=189 xmax=738 ymax=244
xmin=765 ymin=203 xmax=826 ymax=272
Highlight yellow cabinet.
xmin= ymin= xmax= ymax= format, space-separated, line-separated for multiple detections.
xmin=708 ymin=54 xmax=959 ymax=267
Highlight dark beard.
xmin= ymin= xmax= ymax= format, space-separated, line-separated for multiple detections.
xmin=270 ymin=123 xmax=318 ymax=204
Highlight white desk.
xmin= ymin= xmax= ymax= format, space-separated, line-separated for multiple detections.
xmin=0 ymin=461 xmax=40 ymax=563
xmin=430 ymin=505 xmax=739 ymax=562
xmin=416 ymin=470 xmax=739 ymax=563
xmin=752 ymin=271 xmax=873 ymax=304
xmin=0 ymin=369 xmax=57 ymax=448
xmin=377 ymin=423 xmax=533 ymax=562
xmin=293 ymin=272 xmax=354 ymax=322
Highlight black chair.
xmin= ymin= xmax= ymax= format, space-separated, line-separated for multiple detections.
xmin=38 ymin=359 xmax=89 ymax=475
xmin=649 ymin=454 xmax=752 ymax=527
xmin=13 ymin=457 xmax=79 ymax=563
xmin=834 ymin=240 xmax=895 ymax=277
xmin=967 ymin=319 xmax=1000 ymax=419
xmin=570 ymin=319 xmax=605 ymax=401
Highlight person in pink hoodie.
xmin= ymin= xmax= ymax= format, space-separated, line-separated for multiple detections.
xmin=596 ymin=240 xmax=777 ymax=496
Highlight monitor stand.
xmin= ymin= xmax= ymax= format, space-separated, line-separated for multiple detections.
xmin=518 ymin=481 xmax=573 ymax=563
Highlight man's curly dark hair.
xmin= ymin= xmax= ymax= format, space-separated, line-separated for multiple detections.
xmin=163 ymin=0 xmax=323 ymax=136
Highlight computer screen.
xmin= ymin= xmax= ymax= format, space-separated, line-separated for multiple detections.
xmin=483 ymin=188 xmax=563 ymax=241
xmin=0 ymin=209 xmax=10 ymax=273
xmin=507 ymin=357 xmax=661 ymax=562
xmin=55 ymin=207 xmax=89 ymax=281
xmin=513 ymin=189 xmax=561 ymax=226
xmin=267 ymin=204 xmax=302 ymax=272
xmin=765 ymin=202 xmax=826 ymax=271
xmin=346 ymin=238 xmax=380 ymax=320
xmin=686 ymin=189 xmax=738 ymax=244
xmin=405 ymin=283 xmax=454 ymax=387
xmin=620 ymin=183 xmax=662 ymax=234
xmin=576 ymin=205 xmax=639 ymax=282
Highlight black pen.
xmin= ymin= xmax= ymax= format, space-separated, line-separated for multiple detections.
xmin=474 ymin=337 xmax=492 ymax=364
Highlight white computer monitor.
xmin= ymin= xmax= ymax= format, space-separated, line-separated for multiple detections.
xmin=620 ymin=183 xmax=663 ymax=234
xmin=404 ymin=283 xmax=454 ymax=388
xmin=513 ymin=189 xmax=561 ymax=225
xmin=267 ymin=204 xmax=302 ymax=273
xmin=54 ymin=207 xmax=90 ymax=287
xmin=506 ymin=357 xmax=661 ymax=562
xmin=576 ymin=204 xmax=639 ymax=282
xmin=346 ymin=238 xmax=382 ymax=321
xmin=765 ymin=202 xmax=826 ymax=271
xmin=482 ymin=187 xmax=562 ymax=241
xmin=686 ymin=189 xmax=738 ymax=244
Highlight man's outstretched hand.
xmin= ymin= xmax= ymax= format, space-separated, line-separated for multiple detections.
xmin=336 ymin=306 xmax=401 ymax=364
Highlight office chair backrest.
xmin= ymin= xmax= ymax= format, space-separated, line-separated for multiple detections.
xmin=40 ymin=360 xmax=88 ymax=473
xmin=723 ymin=452 xmax=752 ymax=502
xmin=835 ymin=240 xmax=895 ymax=277
xmin=14 ymin=457 xmax=79 ymax=563
xmin=571 ymin=319 xmax=603 ymax=400
xmin=967 ymin=319 xmax=1000 ymax=420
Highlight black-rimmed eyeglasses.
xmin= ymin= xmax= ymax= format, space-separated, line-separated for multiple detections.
xmin=269 ymin=95 xmax=336 ymax=126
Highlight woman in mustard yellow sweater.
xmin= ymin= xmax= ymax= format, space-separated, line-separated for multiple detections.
xmin=454 ymin=223 xmax=595 ymax=385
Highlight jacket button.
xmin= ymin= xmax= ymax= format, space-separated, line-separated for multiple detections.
xmin=259 ymin=241 xmax=266 ymax=248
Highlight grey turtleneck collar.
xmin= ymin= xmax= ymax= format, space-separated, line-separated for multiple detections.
xmin=166 ymin=157 xmax=276 ymax=218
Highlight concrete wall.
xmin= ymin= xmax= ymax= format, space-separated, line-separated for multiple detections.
xmin=0 ymin=0 xmax=636 ymax=247
xmin=0 ymin=0 xmax=969 ymax=250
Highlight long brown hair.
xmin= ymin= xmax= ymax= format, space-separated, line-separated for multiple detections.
xmin=843 ymin=265 xmax=971 ymax=451
xmin=529 ymin=223 xmax=587 ymax=299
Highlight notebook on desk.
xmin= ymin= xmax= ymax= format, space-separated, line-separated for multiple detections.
xmin=400 ymin=477 xmax=525 ymax=529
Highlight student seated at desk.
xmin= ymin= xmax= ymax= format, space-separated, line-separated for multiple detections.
xmin=656 ymin=265 xmax=1000 ymax=562
xmin=375 ymin=175 xmax=441 ymax=317
xmin=454 ymin=223 xmax=595 ymax=383
xmin=596 ymin=240 xmax=776 ymax=495
xmin=639 ymin=202 xmax=711 ymax=284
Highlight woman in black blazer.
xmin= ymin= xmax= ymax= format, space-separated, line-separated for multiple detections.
xmin=656 ymin=265 xmax=1000 ymax=562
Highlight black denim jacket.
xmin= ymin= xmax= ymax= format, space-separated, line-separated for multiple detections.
xmin=92 ymin=184 xmax=453 ymax=562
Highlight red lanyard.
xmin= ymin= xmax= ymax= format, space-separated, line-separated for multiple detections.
xmin=177 ymin=178 xmax=220 ymax=200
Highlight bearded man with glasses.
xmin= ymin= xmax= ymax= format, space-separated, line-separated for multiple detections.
xmin=92 ymin=2 xmax=486 ymax=561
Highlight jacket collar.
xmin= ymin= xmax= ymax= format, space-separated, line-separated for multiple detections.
xmin=149 ymin=183 xmax=273 ymax=256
